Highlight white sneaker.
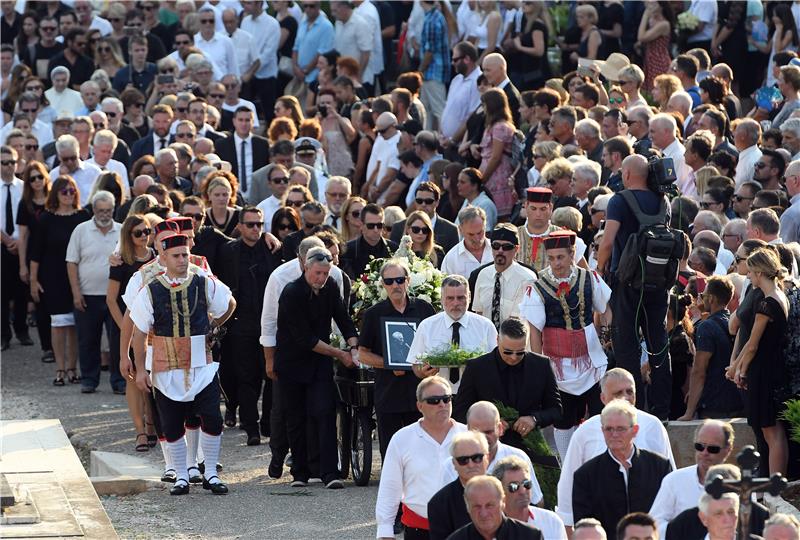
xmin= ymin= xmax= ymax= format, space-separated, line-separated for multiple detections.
xmin=308 ymin=477 xmax=323 ymax=484
xmin=290 ymin=479 xmax=309 ymax=487
xmin=325 ymin=479 xmax=344 ymax=490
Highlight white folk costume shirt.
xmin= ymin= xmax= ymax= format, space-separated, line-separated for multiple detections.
xmin=519 ymin=266 xmax=611 ymax=396
xmin=472 ymin=262 xmax=538 ymax=323
xmin=649 ymin=464 xmax=703 ymax=538
xmin=375 ymin=420 xmax=467 ymax=538
xmin=440 ymin=239 xmax=493 ymax=278
xmin=405 ymin=311 xmax=498 ymax=393
xmin=555 ymin=412 xmax=676 ymax=525
xmin=441 ymin=441 xmax=543 ymax=505
xmin=516 ymin=222 xmax=582 ymax=273
xmin=130 ymin=273 xmax=231 ymax=402
xmin=527 ymin=507 xmax=568 ymax=540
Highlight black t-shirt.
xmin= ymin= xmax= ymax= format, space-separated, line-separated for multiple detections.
xmin=23 ymin=42 xmax=65 ymax=82
xmin=606 ymin=189 xmax=669 ymax=272
xmin=598 ymin=2 xmax=623 ymax=55
xmin=278 ymin=15 xmax=298 ymax=59
xmin=694 ymin=310 xmax=743 ymax=414
xmin=360 ymin=297 xmax=436 ymax=413
xmin=47 ymin=51 xmax=95 ymax=89
xmin=108 ymin=248 xmax=156 ymax=314
xmin=1 ymin=13 xmax=21 ymax=45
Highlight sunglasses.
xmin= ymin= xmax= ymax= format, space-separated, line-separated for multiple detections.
xmin=364 ymin=222 xmax=383 ymax=230
xmin=21 ymin=107 xmax=38 ymax=114
xmin=415 ymin=197 xmax=436 ymax=205
xmin=176 ymin=132 xmax=194 ymax=138
xmin=130 ymin=102 xmax=144 ymax=108
xmin=60 ymin=155 xmax=78 ymax=163
xmin=176 ymin=107 xmax=188 ymax=113
xmin=754 ymin=162 xmax=767 ymax=169
xmin=383 ymin=276 xmax=407 ymax=285
xmin=350 ymin=210 xmax=363 ymax=218
xmin=97 ymin=46 xmax=111 ymax=53
xmin=507 ymin=479 xmax=532 ymax=493
xmin=41 ymin=26 xmax=57 ymax=31
xmin=452 ymin=55 xmax=464 ymax=63
xmin=183 ymin=213 xmax=204 ymax=221
xmin=303 ymin=222 xmax=318 ymax=230
xmin=200 ymin=19 xmax=215 ymax=24
xmin=276 ymin=222 xmax=296 ymax=231
xmin=454 ymin=453 xmax=485 ymax=466
xmin=242 ymin=221 xmax=264 ymax=229
xmin=307 ymin=253 xmax=333 ymax=262
xmin=410 ymin=226 xmax=430 ymax=235
xmin=694 ymin=442 xmax=723 ymax=454
xmin=132 ymin=227 xmax=152 ymax=238
xmin=734 ymin=195 xmax=754 ymax=202
xmin=422 ymin=394 xmax=453 ymax=405
xmin=491 ymin=242 xmax=515 ymax=251
xmin=0 ymin=160 xmax=16 ymax=166
xmin=286 ymin=200 xmax=305 ymax=208
xmin=383 ymin=224 xmax=393 ymax=232
xmin=25 ymin=85 xmax=44 ymax=92
xmin=210 ymin=93 xmax=224 ymax=99
xmin=105 ymin=111 xmax=117 ymax=118
xmin=28 ymin=174 xmax=44 ymax=181
xmin=271 ymin=176 xmax=289 ymax=184
xmin=501 ymin=349 xmax=526 ymax=357
xmin=175 ymin=40 xmax=191 ymax=46
xmin=700 ymin=202 xmax=717 ymax=209
xmin=59 ymin=187 xmax=77 ymax=195
xmin=608 ymin=97 xmax=624 ymax=104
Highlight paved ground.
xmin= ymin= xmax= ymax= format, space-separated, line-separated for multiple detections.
xmin=1 ymin=336 xmax=382 ymax=539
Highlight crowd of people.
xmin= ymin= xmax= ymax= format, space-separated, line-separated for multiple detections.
xmin=2 ymin=0 xmax=800 ymax=538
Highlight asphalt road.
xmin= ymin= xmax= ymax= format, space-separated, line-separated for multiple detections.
xmin=1 ymin=335 xmax=384 ymax=539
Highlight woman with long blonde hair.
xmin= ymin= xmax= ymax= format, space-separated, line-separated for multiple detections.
xmin=340 ymin=196 xmax=366 ymax=244
xmin=404 ymin=210 xmax=444 ymax=268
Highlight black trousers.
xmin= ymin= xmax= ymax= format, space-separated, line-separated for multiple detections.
xmin=270 ymin=378 xmax=320 ymax=475
xmin=553 ymin=383 xmax=602 ymax=429
xmin=219 ymin=335 xmax=239 ymax=413
xmin=1 ymin=244 xmax=28 ymax=341
xmin=611 ymin=278 xmax=672 ymax=420
xmin=253 ymin=76 xmax=277 ymax=126
xmin=33 ymin=291 xmax=51 ymax=351
xmin=154 ymin=375 xmax=223 ymax=442
xmin=280 ymin=376 xmax=336 ymax=482
xmin=376 ymin=410 xmax=421 ymax=460
xmin=227 ymin=333 xmax=270 ymax=436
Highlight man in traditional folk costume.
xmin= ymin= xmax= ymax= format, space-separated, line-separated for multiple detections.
xmin=518 ymin=230 xmax=611 ymax=461
xmin=131 ymin=234 xmax=235 ymax=496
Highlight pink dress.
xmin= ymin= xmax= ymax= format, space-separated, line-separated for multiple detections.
xmin=480 ymin=121 xmax=515 ymax=217
xmin=644 ymin=32 xmax=671 ymax=91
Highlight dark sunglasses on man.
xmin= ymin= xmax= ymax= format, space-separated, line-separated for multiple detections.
xmin=454 ymin=453 xmax=485 ymax=466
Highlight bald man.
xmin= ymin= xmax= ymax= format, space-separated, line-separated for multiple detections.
xmin=481 ymin=53 xmax=521 ymax=127
xmin=597 ymin=154 xmax=673 ymax=420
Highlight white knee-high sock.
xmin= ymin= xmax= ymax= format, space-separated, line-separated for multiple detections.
xmin=185 ymin=428 xmax=199 ymax=468
xmin=199 ymin=431 xmax=222 ymax=483
xmin=553 ymin=427 xmax=577 ymax=463
xmin=166 ymin=439 xmax=188 ymax=483
xmin=159 ymin=438 xmax=173 ymax=471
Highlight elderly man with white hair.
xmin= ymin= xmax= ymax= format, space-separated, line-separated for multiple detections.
xmin=780 ymin=117 xmax=800 ymax=161
xmin=650 ymin=113 xmax=688 ymax=185
xmin=733 ymin=119 xmax=763 ymax=187
xmin=780 ymin=159 xmax=800 ymax=243
xmin=763 ymin=514 xmax=800 ymax=540
xmin=45 ymin=66 xmax=83 ymax=115
xmin=697 ymin=491 xmax=739 ymax=540
xmin=50 ymin=134 xmax=102 ymax=203
xmin=86 ymin=129 xmax=129 ymax=190
xmin=154 ymin=148 xmax=192 ymax=195
xmin=575 ymin=119 xmax=604 ymax=165
xmin=626 ymin=106 xmax=653 ymax=143
xmin=666 ymin=91 xmax=694 ymax=132
xmin=76 ymin=80 xmax=101 ymax=116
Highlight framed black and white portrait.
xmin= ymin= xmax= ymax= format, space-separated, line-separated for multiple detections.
xmin=381 ymin=318 xmax=418 ymax=371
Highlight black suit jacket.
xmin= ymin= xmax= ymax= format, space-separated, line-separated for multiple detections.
xmin=130 ymin=132 xmax=156 ymax=164
xmin=340 ymin=236 xmax=398 ymax=280
xmin=281 ymin=229 xmax=309 ymax=261
xmin=216 ymin=134 xmax=270 ymax=178
xmin=428 ymin=479 xmax=471 ymax=540
xmin=453 ymin=349 xmax=562 ymax=449
xmin=573 ymin=447 xmax=672 ymax=537
xmin=665 ymin=501 xmax=768 ymax=540
xmin=390 ymin=215 xmax=459 ymax=254
xmin=503 ymin=81 xmax=522 ymax=128
xmin=447 ymin=517 xmax=542 ymax=540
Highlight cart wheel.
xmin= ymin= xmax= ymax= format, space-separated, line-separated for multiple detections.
xmin=336 ymin=402 xmax=351 ymax=479
xmin=350 ymin=408 xmax=373 ymax=486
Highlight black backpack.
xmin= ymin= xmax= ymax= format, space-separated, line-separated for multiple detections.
xmin=615 ymin=190 xmax=685 ymax=292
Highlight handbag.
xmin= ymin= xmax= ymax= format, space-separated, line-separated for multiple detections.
xmin=278 ymin=56 xmax=294 ymax=78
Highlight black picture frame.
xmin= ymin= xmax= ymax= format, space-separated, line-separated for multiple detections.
xmin=381 ymin=317 xmax=419 ymax=371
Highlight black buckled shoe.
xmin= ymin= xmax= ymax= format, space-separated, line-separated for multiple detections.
xmin=202 ymin=476 xmax=229 ymax=494
xmin=188 ymin=466 xmax=203 ymax=484
xmin=170 ymin=480 xmax=190 ymax=495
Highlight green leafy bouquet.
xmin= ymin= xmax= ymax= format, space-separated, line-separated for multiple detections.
xmin=351 ymin=235 xmax=444 ymax=323
xmin=415 ymin=343 xmax=483 ymax=367
xmin=495 ymin=401 xmax=560 ymax=510
xmin=781 ymin=399 xmax=800 ymax=445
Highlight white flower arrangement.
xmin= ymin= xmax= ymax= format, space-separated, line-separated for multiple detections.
xmin=351 ymin=235 xmax=444 ymax=323
xmin=676 ymin=12 xmax=699 ymax=32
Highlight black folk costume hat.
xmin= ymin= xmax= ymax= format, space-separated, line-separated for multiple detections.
xmin=543 ymin=230 xmax=576 ymax=250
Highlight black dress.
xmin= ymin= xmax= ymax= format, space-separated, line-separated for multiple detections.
xmin=16 ymin=200 xmax=46 ymax=263
xmin=30 ymin=210 xmax=90 ymax=316
xmin=598 ymin=2 xmax=623 ymax=56
xmin=745 ymin=296 xmax=789 ymax=428
xmin=508 ymin=18 xmax=550 ymax=91
xmin=205 ymin=207 xmax=240 ymax=238
xmin=108 ymin=248 xmax=156 ymax=314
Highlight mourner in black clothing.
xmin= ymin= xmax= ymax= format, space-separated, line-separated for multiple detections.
xmin=275 ymin=246 xmax=358 ymax=489
xmin=340 ymin=203 xmax=398 ymax=280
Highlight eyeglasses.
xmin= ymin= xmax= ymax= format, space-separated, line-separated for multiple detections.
xmin=303 ymin=222 xmax=318 ymax=230
xmin=491 ymin=242 xmax=516 ymax=251
xmin=602 ymin=425 xmax=631 ymax=434
xmin=734 ymin=195 xmax=754 ymax=202
xmin=210 ymin=93 xmax=224 ymax=99
xmin=59 ymin=187 xmax=77 ymax=196
xmin=242 ymin=221 xmax=263 ymax=229
xmin=507 ymin=479 xmax=532 ymax=493
xmin=532 ymin=154 xmax=544 ymax=159
xmin=422 ymin=394 xmax=453 ymax=405
xmin=415 ymin=197 xmax=436 ymax=205
xmin=307 ymin=253 xmax=333 ymax=262
xmin=501 ymin=349 xmax=526 ymax=357
xmin=28 ymin=174 xmax=44 ymax=181
xmin=276 ymin=222 xmax=296 ymax=231
xmin=131 ymin=227 xmax=152 ymax=238
xmin=176 ymin=132 xmax=194 ymax=138
xmin=270 ymin=176 xmax=289 ymax=184
xmin=694 ymin=442 xmax=723 ymax=454
xmin=382 ymin=276 xmax=407 ymax=285
xmin=410 ymin=226 xmax=430 ymax=235
xmin=0 ymin=160 xmax=16 ymax=166
xmin=454 ymin=453 xmax=485 ymax=466
xmin=183 ymin=212 xmax=204 ymax=221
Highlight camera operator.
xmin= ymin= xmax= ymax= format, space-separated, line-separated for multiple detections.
xmin=596 ymin=154 xmax=672 ymax=421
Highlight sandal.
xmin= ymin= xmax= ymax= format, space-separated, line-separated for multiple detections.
xmin=145 ymin=422 xmax=158 ymax=448
xmin=53 ymin=370 xmax=65 ymax=386
xmin=66 ymin=369 xmax=80 ymax=384
xmin=135 ymin=433 xmax=149 ymax=452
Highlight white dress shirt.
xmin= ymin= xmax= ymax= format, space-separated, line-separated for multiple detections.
xmin=233 ymin=133 xmax=253 ymax=200
xmin=441 ymin=441 xmax=543 ymax=504
xmin=649 ymin=464 xmax=703 ymax=538
xmin=528 ymin=507 xmax=568 ymax=540
xmin=85 ymin=157 xmax=130 ymax=197
xmin=50 ymin=161 xmax=102 ymax=204
xmin=256 ymin=195 xmax=282 ymax=233
xmin=334 ymin=12 xmax=374 ymax=83
xmin=366 ymin=131 xmax=400 ymax=189
xmin=64 ymin=218 xmax=121 ymax=295
xmin=354 ymin=0 xmax=384 ymax=80
xmin=240 ymin=11 xmax=280 ymax=79
xmin=0 ymin=118 xmax=53 ymax=147
xmin=0 ymin=177 xmax=23 ymax=240
xmin=734 ymin=144 xmax=762 ymax=188
xmin=441 ymin=67 xmax=482 ymax=139
xmin=555 ymin=410 xmax=676 ymax=525
xmin=661 ymin=138 xmax=688 ymax=188
xmin=375 ymin=420 xmax=467 ymax=538
xmin=405 ymin=310 xmax=498 ymax=393
xmin=194 ymin=31 xmax=239 ymax=77
xmin=440 ymin=239 xmax=493 ymax=278
xmin=472 ymin=262 xmax=537 ymax=323
xmin=259 ymin=258 xmax=345 ymax=347
xmin=227 ymin=27 xmax=256 ymax=78
xmin=87 ymin=15 xmax=113 ymax=36
xmin=130 ymin=274 xmax=231 ymax=402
